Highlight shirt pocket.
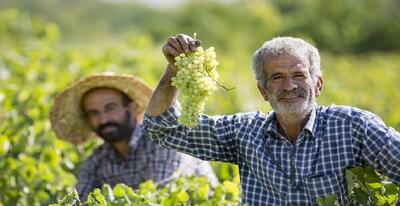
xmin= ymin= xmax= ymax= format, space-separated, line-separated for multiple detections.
xmin=305 ymin=174 xmax=342 ymax=204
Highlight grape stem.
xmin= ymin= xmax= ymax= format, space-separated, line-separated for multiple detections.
xmin=192 ymin=32 xmax=233 ymax=91
xmin=206 ymin=68 xmax=235 ymax=91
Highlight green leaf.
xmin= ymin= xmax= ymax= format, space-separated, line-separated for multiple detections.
xmin=349 ymin=167 xmax=369 ymax=193
xmin=55 ymin=189 xmax=79 ymax=206
xmin=113 ymin=184 xmax=127 ymax=198
xmin=372 ymin=194 xmax=386 ymax=206
xmin=365 ymin=166 xmax=382 ymax=188
xmin=139 ymin=180 xmax=157 ymax=193
xmin=316 ymin=194 xmax=339 ymax=206
xmin=87 ymin=188 xmax=107 ymax=206
xmin=213 ymin=185 xmax=223 ymax=200
xmin=383 ymin=183 xmax=399 ymax=196
xmin=0 ymin=136 xmax=10 ymax=155
xmin=368 ymin=182 xmax=383 ymax=190
xmin=198 ymin=184 xmax=209 ymax=200
xmin=176 ymin=191 xmax=189 ymax=203
xmin=354 ymin=188 xmax=369 ymax=206
xmin=384 ymin=194 xmax=399 ymax=205
xmin=346 ymin=169 xmax=355 ymax=193
xmin=101 ymin=184 xmax=114 ymax=201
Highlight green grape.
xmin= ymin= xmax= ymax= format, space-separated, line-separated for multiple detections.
xmin=172 ymin=46 xmax=219 ymax=128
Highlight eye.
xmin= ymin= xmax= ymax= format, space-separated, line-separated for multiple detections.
xmin=86 ymin=110 xmax=99 ymax=118
xmin=105 ymin=104 xmax=117 ymax=113
xmin=271 ymin=74 xmax=284 ymax=80
xmin=293 ymin=73 xmax=306 ymax=79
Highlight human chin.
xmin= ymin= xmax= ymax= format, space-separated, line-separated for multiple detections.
xmin=273 ymin=95 xmax=313 ymax=117
xmin=275 ymin=101 xmax=305 ymax=115
xmin=96 ymin=127 xmax=123 ymax=143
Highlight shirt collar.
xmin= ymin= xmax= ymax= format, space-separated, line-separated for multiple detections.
xmin=264 ymin=106 xmax=318 ymax=140
xmin=303 ymin=107 xmax=317 ymax=138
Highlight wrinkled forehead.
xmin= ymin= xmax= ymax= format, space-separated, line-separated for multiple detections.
xmin=262 ymin=52 xmax=310 ymax=70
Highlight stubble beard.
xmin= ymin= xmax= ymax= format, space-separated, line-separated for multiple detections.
xmin=95 ymin=111 xmax=135 ymax=143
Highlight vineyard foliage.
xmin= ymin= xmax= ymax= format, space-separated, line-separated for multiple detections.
xmin=50 ymin=176 xmax=242 ymax=206
xmin=0 ymin=1 xmax=400 ymax=205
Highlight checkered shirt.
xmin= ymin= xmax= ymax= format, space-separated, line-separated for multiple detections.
xmin=76 ymin=125 xmax=217 ymax=201
xmin=143 ymin=104 xmax=400 ymax=206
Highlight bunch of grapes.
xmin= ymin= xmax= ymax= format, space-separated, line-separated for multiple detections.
xmin=171 ymin=46 xmax=219 ymax=128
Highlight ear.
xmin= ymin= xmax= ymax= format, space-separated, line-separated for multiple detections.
xmin=314 ymin=76 xmax=324 ymax=97
xmin=257 ymin=82 xmax=269 ymax=101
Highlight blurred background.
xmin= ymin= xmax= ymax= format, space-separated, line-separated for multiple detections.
xmin=0 ymin=0 xmax=400 ymax=205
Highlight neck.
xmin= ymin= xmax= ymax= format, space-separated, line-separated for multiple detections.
xmin=111 ymin=138 xmax=130 ymax=159
xmin=275 ymin=113 xmax=310 ymax=144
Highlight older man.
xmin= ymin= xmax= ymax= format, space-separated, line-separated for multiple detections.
xmin=50 ymin=73 xmax=217 ymax=201
xmin=143 ymin=34 xmax=400 ymax=205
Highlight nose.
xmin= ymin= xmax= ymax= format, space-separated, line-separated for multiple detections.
xmin=98 ymin=112 xmax=111 ymax=124
xmin=281 ymin=77 xmax=297 ymax=91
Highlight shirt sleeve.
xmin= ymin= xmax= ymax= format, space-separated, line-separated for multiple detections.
xmin=143 ymin=103 xmax=239 ymax=164
xmin=177 ymin=153 xmax=219 ymax=186
xmin=353 ymin=110 xmax=400 ymax=184
xmin=75 ymin=156 xmax=100 ymax=201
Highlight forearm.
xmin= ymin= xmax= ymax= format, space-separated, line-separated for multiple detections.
xmin=146 ymin=64 xmax=179 ymax=116
xmin=144 ymin=108 xmax=239 ymax=163
xmin=368 ymin=127 xmax=400 ymax=183
xmin=357 ymin=113 xmax=400 ymax=183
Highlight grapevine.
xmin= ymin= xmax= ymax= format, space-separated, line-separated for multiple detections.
xmin=171 ymin=36 xmax=219 ymax=127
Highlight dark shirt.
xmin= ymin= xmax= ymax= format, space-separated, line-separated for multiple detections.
xmin=76 ymin=125 xmax=217 ymax=200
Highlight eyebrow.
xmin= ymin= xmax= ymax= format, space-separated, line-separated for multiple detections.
xmin=84 ymin=102 xmax=119 ymax=113
xmin=267 ymin=66 xmax=308 ymax=78
xmin=104 ymin=102 xmax=118 ymax=108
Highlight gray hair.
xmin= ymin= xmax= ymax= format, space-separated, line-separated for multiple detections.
xmin=252 ymin=37 xmax=322 ymax=88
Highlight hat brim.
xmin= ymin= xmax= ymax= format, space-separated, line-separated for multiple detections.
xmin=50 ymin=74 xmax=153 ymax=145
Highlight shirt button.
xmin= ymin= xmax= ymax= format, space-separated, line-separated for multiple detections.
xmin=290 ymin=181 xmax=298 ymax=190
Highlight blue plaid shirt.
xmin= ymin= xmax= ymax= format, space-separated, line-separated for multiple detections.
xmin=76 ymin=125 xmax=217 ymax=201
xmin=143 ymin=104 xmax=400 ymax=205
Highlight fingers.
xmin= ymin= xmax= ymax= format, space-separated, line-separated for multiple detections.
xmin=167 ymin=34 xmax=200 ymax=54
xmin=162 ymin=34 xmax=202 ymax=64
xmin=162 ymin=42 xmax=180 ymax=58
xmin=168 ymin=36 xmax=184 ymax=54
xmin=176 ymin=34 xmax=190 ymax=54
xmin=188 ymin=39 xmax=202 ymax=51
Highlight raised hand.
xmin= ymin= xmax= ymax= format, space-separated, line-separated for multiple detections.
xmin=162 ymin=34 xmax=201 ymax=66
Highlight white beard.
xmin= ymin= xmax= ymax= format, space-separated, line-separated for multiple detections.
xmin=268 ymin=87 xmax=316 ymax=123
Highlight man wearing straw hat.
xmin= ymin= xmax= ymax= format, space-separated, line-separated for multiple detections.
xmin=50 ymin=73 xmax=217 ymax=200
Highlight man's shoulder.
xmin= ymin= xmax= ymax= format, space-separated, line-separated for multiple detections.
xmin=84 ymin=143 xmax=112 ymax=162
xmin=318 ymin=104 xmax=377 ymax=121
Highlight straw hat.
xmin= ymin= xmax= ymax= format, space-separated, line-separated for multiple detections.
xmin=50 ymin=73 xmax=153 ymax=145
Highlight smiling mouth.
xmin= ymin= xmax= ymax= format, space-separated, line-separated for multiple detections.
xmin=279 ymin=96 xmax=302 ymax=101
xmin=101 ymin=126 xmax=117 ymax=133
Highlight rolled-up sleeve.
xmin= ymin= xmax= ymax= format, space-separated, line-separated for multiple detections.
xmin=143 ymin=103 xmax=239 ymax=164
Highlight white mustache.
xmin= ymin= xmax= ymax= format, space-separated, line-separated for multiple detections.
xmin=277 ymin=88 xmax=307 ymax=99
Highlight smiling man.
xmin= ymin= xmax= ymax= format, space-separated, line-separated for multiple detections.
xmin=143 ymin=34 xmax=400 ymax=205
xmin=50 ymin=73 xmax=217 ymax=201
